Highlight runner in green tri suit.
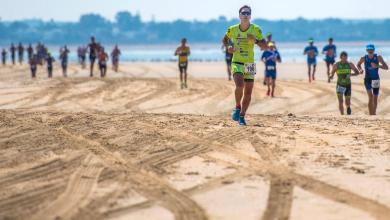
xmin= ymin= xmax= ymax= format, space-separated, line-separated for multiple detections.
xmin=222 ymin=5 xmax=267 ymax=125
xmin=329 ymin=51 xmax=361 ymax=115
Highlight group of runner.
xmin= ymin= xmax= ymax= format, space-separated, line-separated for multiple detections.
xmin=172 ymin=5 xmax=388 ymax=124
xmin=304 ymin=39 xmax=388 ymax=116
xmin=1 ymin=43 xmax=34 ymax=66
xmin=219 ymin=5 xmax=388 ymax=125
xmin=1 ymin=37 xmax=122 ymax=78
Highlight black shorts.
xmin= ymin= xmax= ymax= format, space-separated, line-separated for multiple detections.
xmin=336 ymin=84 xmax=352 ymax=97
xmin=89 ymin=55 xmax=96 ymax=62
xmin=179 ymin=62 xmax=188 ymax=73
xmin=364 ymin=78 xmax=380 ymax=96
xmin=99 ymin=62 xmax=107 ymax=69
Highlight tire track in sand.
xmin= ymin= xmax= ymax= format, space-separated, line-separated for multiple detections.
xmin=31 ymin=154 xmax=104 ymax=220
xmin=58 ymin=127 xmax=208 ymax=220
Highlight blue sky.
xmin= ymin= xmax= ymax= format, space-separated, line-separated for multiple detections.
xmin=1 ymin=0 xmax=389 ymax=21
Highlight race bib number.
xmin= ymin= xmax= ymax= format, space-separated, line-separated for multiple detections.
xmin=179 ymin=62 xmax=187 ymax=67
xmin=336 ymin=85 xmax=347 ymax=94
xmin=266 ymin=66 xmax=275 ymax=71
xmin=244 ymin=63 xmax=256 ymax=76
xmin=371 ymin=80 xmax=380 ymax=89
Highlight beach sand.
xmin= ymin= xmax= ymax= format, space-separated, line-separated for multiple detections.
xmin=0 ymin=62 xmax=389 ymax=220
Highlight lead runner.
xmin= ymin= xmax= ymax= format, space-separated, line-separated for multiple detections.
xmin=222 ymin=5 xmax=267 ymax=126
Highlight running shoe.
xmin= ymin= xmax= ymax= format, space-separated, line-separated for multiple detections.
xmin=232 ymin=108 xmax=241 ymax=121
xmin=180 ymin=82 xmax=184 ymax=89
xmin=184 ymin=82 xmax=188 ymax=89
xmin=239 ymin=116 xmax=247 ymax=126
xmin=347 ymin=107 xmax=352 ymax=115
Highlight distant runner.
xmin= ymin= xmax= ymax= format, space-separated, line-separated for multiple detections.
xmin=46 ymin=52 xmax=55 ymax=78
xmin=111 ymin=45 xmax=121 ymax=72
xmin=10 ymin=43 xmax=16 ymax=65
xmin=222 ymin=5 xmax=267 ymax=125
xmin=1 ymin=49 xmax=7 ymax=66
xmin=98 ymin=47 xmax=109 ymax=77
xmin=357 ymin=44 xmax=389 ymax=115
xmin=17 ymin=42 xmax=24 ymax=65
xmin=174 ymin=38 xmax=191 ymax=89
xmin=27 ymin=44 xmax=34 ymax=61
xmin=79 ymin=46 xmax=87 ymax=69
xmin=323 ymin=38 xmax=337 ymax=83
xmin=304 ymin=38 xmax=318 ymax=83
xmin=222 ymin=41 xmax=233 ymax=81
xmin=88 ymin=36 xmax=100 ymax=77
xmin=263 ymin=32 xmax=277 ymax=85
xmin=29 ymin=54 xmax=39 ymax=78
xmin=261 ymin=42 xmax=281 ymax=97
xmin=329 ymin=51 xmax=360 ymax=115
xmin=59 ymin=46 xmax=70 ymax=77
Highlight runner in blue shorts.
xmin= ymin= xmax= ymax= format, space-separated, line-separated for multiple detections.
xmin=357 ymin=44 xmax=388 ymax=115
xmin=304 ymin=38 xmax=318 ymax=83
xmin=261 ymin=42 xmax=281 ymax=97
xmin=322 ymin=38 xmax=337 ymax=83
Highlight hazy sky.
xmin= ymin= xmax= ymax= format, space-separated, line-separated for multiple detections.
xmin=1 ymin=0 xmax=389 ymax=22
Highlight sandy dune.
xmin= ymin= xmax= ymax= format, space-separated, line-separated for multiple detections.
xmin=0 ymin=62 xmax=389 ymax=220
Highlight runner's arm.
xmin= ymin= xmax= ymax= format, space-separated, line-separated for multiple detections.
xmin=256 ymin=39 xmax=268 ymax=50
xmin=378 ymin=55 xmax=389 ymax=70
xmin=349 ymin=62 xmax=360 ymax=76
xmin=174 ymin=47 xmax=180 ymax=56
xmin=356 ymin=57 xmax=365 ymax=74
xmin=277 ymin=52 xmax=282 ymax=63
xmin=322 ymin=46 xmax=327 ymax=54
xmin=187 ymin=47 xmax=191 ymax=56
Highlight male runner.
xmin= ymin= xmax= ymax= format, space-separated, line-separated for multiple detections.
xmin=29 ymin=54 xmax=39 ymax=78
xmin=10 ymin=43 xmax=16 ymax=65
xmin=222 ymin=5 xmax=267 ymax=125
xmin=1 ymin=49 xmax=7 ymax=66
xmin=17 ymin=42 xmax=24 ymax=65
xmin=59 ymin=46 xmax=70 ymax=77
xmin=175 ymin=38 xmax=191 ymax=89
xmin=323 ymin=38 xmax=337 ymax=83
xmin=98 ymin=47 xmax=109 ymax=77
xmin=357 ymin=44 xmax=388 ymax=115
xmin=27 ymin=44 xmax=34 ymax=61
xmin=261 ymin=42 xmax=281 ymax=97
xmin=88 ymin=36 xmax=100 ymax=77
xmin=111 ymin=45 xmax=121 ymax=72
xmin=329 ymin=51 xmax=360 ymax=115
xmin=304 ymin=38 xmax=318 ymax=83
xmin=46 ymin=52 xmax=55 ymax=78
xmin=79 ymin=46 xmax=87 ymax=69
xmin=263 ymin=32 xmax=277 ymax=85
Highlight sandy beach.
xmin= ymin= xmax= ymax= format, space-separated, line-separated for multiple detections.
xmin=0 ymin=61 xmax=389 ymax=220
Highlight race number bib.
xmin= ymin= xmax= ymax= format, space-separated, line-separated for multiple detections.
xmin=266 ymin=66 xmax=275 ymax=71
xmin=371 ymin=80 xmax=380 ymax=89
xmin=179 ymin=62 xmax=187 ymax=67
xmin=244 ymin=63 xmax=256 ymax=76
xmin=336 ymin=85 xmax=347 ymax=94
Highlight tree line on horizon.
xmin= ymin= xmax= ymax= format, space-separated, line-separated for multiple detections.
xmin=1 ymin=11 xmax=390 ymax=45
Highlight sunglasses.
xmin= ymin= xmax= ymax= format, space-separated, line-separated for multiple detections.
xmin=240 ymin=12 xmax=251 ymax=16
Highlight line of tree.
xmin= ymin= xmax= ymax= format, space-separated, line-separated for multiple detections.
xmin=1 ymin=11 xmax=390 ymax=45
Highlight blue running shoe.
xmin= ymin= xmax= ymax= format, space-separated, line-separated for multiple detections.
xmin=232 ymin=108 xmax=241 ymax=121
xmin=239 ymin=116 xmax=247 ymax=126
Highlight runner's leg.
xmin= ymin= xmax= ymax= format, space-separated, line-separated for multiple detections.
xmin=241 ymin=81 xmax=254 ymax=116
